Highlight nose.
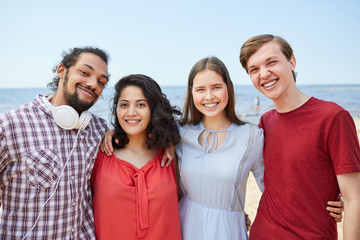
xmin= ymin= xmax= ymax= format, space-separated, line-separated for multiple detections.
xmin=127 ymin=104 xmax=137 ymax=116
xmin=205 ymin=90 xmax=214 ymax=100
xmin=86 ymin=76 xmax=98 ymax=89
xmin=260 ymin=67 xmax=270 ymax=79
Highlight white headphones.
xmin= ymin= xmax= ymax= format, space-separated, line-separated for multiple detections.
xmin=42 ymin=93 xmax=91 ymax=130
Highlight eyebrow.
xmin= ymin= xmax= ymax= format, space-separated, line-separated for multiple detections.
xmin=194 ymin=83 xmax=223 ymax=88
xmin=119 ymin=99 xmax=147 ymax=102
xmin=265 ymin=56 xmax=276 ymax=62
xmin=248 ymin=57 xmax=276 ymax=69
xmin=83 ymin=64 xmax=109 ymax=81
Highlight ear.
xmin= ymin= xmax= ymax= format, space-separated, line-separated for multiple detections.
xmin=289 ymin=55 xmax=296 ymax=71
xmin=57 ymin=63 xmax=67 ymax=80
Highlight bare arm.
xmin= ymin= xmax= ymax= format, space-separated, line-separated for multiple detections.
xmin=337 ymin=172 xmax=360 ymax=240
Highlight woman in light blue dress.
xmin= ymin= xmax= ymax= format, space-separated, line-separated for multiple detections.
xmin=177 ymin=56 xmax=264 ymax=240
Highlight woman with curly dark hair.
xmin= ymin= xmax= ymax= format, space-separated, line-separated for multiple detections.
xmin=91 ymin=74 xmax=182 ymax=240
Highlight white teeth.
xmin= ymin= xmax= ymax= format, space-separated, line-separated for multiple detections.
xmin=263 ymin=80 xmax=276 ymax=88
xmin=204 ymin=103 xmax=217 ymax=108
xmin=127 ymin=120 xmax=138 ymax=123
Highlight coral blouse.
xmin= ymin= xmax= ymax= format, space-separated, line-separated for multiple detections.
xmin=92 ymin=150 xmax=181 ymax=240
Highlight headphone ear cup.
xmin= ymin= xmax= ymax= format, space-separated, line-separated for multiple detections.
xmin=52 ymin=105 xmax=80 ymax=130
xmin=43 ymin=93 xmax=91 ymax=130
xmin=76 ymin=111 xmax=92 ymax=130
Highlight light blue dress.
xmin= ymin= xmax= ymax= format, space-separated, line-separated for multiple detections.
xmin=176 ymin=122 xmax=265 ymax=240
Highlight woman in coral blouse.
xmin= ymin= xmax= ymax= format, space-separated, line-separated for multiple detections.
xmin=91 ymin=74 xmax=181 ymax=240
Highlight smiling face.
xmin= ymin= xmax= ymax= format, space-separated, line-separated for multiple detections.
xmin=192 ymin=69 xmax=229 ymax=121
xmin=116 ymin=85 xmax=151 ymax=139
xmin=246 ymin=41 xmax=296 ymax=101
xmin=54 ymin=52 xmax=108 ymax=112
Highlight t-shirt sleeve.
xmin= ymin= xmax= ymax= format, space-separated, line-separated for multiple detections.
xmin=258 ymin=115 xmax=264 ymax=129
xmin=328 ymin=110 xmax=360 ymax=175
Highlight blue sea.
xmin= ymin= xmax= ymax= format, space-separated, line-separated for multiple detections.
xmin=1 ymin=85 xmax=360 ymax=125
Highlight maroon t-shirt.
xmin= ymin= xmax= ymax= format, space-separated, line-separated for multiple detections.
xmin=250 ymin=97 xmax=360 ymax=240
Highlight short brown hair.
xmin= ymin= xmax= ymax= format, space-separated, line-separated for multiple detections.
xmin=240 ymin=34 xmax=297 ymax=81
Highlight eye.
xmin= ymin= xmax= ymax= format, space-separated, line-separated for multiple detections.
xmin=80 ymin=70 xmax=89 ymax=76
xmin=98 ymin=80 xmax=106 ymax=87
xmin=249 ymin=68 xmax=258 ymax=74
xmin=118 ymin=103 xmax=128 ymax=108
xmin=195 ymin=88 xmax=205 ymax=92
xmin=137 ymin=102 xmax=147 ymax=108
xmin=268 ymin=61 xmax=277 ymax=66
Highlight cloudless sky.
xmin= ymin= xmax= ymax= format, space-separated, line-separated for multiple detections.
xmin=0 ymin=0 xmax=359 ymax=88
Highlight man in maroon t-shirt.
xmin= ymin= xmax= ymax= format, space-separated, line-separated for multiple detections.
xmin=240 ymin=34 xmax=360 ymax=240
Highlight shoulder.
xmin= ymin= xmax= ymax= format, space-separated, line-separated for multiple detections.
xmin=89 ymin=113 xmax=108 ymax=132
xmin=243 ymin=123 xmax=264 ymax=143
xmin=178 ymin=123 xmax=201 ymax=135
xmin=310 ymin=97 xmax=344 ymax=113
xmin=93 ymin=150 xmax=111 ymax=173
xmin=178 ymin=122 xmax=201 ymax=130
xmin=90 ymin=113 xmax=107 ymax=125
xmin=232 ymin=123 xmax=263 ymax=136
xmin=0 ymin=100 xmax=36 ymax=129
xmin=309 ymin=98 xmax=350 ymax=124
xmin=244 ymin=123 xmax=263 ymax=133
xmin=260 ymin=108 xmax=277 ymax=121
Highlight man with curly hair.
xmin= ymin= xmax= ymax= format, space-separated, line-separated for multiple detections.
xmin=0 ymin=47 xmax=110 ymax=239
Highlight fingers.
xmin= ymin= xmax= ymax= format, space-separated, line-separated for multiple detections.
xmin=166 ymin=150 xmax=174 ymax=167
xmin=326 ymin=205 xmax=343 ymax=214
xmin=161 ymin=145 xmax=176 ymax=167
xmin=161 ymin=155 xmax=167 ymax=167
xmin=161 ymin=154 xmax=174 ymax=167
xmin=327 ymin=200 xmax=344 ymax=208
xmin=101 ymin=131 xmax=115 ymax=156
xmin=326 ymin=199 xmax=344 ymax=223
xmin=245 ymin=213 xmax=252 ymax=231
xmin=327 ymin=202 xmax=344 ymax=223
xmin=329 ymin=212 xmax=343 ymax=222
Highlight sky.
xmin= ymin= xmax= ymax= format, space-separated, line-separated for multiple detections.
xmin=0 ymin=0 xmax=359 ymax=88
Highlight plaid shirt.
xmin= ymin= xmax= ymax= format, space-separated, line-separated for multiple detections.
xmin=0 ymin=95 xmax=108 ymax=239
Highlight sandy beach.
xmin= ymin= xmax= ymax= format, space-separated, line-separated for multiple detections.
xmin=245 ymin=117 xmax=360 ymax=240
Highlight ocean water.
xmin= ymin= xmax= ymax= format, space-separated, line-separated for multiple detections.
xmin=1 ymin=85 xmax=359 ymax=125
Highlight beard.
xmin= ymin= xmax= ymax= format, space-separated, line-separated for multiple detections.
xmin=62 ymin=71 xmax=97 ymax=112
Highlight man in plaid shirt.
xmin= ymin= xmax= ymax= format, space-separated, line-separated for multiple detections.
xmin=0 ymin=47 xmax=110 ymax=239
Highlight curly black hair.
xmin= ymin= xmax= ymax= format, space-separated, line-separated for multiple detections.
xmin=111 ymin=74 xmax=181 ymax=150
xmin=47 ymin=47 xmax=110 ymax=91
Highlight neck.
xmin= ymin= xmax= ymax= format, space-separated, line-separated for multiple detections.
xmin=202 ymin=114 xmax=232 ymax=130
xmin=126 ymin=133 xmax=149 ymax=150
xmin=273 ymin=87 xmax=310 ymax=113
xmin=49 ymin=90 xmax=67 ymax=106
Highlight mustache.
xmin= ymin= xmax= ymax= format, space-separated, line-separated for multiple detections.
xmin=76 ymin=83 xmax=98 ymax=99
